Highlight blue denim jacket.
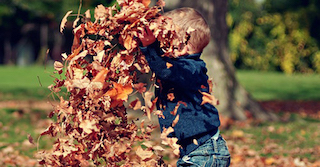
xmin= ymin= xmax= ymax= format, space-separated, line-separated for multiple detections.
xmin=140 ymin=41 xmax=221 ymax=157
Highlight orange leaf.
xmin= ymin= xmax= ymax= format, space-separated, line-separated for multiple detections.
xmin=105 ymin=82 xmax=133 ymax=101
xmin=166 ymin=62 xmax=173 ymax=69
xmin=167 ymin=93 xmax=175 ymax=101
xmin=140 ymin=0 xmax=151 ymax=7
xmin=200 ymin=91 xmax=219 ymax=106
xmin=92 ymin=68 xmax=109 ymax=83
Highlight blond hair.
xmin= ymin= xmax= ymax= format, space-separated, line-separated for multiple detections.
xmin=164 ymin=7 xmax=211 ymax=53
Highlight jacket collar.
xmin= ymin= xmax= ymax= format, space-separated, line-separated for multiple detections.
xmin=182 ymin=52 xmax=202 ymax=59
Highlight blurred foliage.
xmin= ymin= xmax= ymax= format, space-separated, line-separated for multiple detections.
xmin=228 ymin=0 xmax=320 ymax=73
xmin=0 ymin=0 xmax=115 ymax=23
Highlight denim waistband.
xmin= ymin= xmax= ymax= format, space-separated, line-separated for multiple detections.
xmin=179 ymin=128 xmax=219 ymax=157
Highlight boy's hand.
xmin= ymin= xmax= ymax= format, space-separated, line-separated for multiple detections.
xmin=138 ymin=26 xmax=156 ymax=47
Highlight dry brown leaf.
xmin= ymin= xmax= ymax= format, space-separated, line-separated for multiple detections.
xmin=172 ymin=114 xmax=179 ymax=127
xmin=60 ymin=10 xmax=73 ymax=33
xmin=129 ymin=98 xmax=142 ymax=110
xmin=79 ymin=119 xmax=99 ymax=134
xmin=92 ymin=68 xmax=109 ymax=83
xmin=27 ymin=134 xmax=34 ymax=145
xmin=200 ymin=91 xmax=219 ymax=106
xmin=136 ymin=146 xmax=154 ymax=160
xmin=167 ymin=93 xmax=175 ymax=101
xmin=54 ymin=61 xmax=63 ymax=71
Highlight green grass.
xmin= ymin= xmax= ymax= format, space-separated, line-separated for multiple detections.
xmin=1 ymin=66 xmax=320 ymax=101
xmin=0 ymin=108 xmax=54 ymax=158
xmin=236 ymin=70 xmax=320 ymax=101
xmin=0 ymin=65 xmax=55 ymax=100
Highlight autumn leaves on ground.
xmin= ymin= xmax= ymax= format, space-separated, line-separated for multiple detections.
xmin=1 ymin=100 xmax=320 ymax=166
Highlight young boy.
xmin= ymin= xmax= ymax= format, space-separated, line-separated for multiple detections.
xmin=138 ymin=7 xmax=231 ymax=167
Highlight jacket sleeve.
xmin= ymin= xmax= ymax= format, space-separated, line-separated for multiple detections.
xmin=140 ymin=41 xmax=208 ymax=90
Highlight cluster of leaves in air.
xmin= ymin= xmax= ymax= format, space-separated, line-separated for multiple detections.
xmin=38 ymin=0 xmax=187 ymax=166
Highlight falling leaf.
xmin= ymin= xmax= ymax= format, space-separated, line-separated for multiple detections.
xmin=60 ymin=11 xmax=73 ymax=33
xmin=129 ymin=98 xmax=142 ymax=110
xmin=105 ymin=82 xmax=133 ymax=101
xmin=200 ymin=91 xmax=219 ymax=106
xmin=170 ymin=102 xmax=180 ymax=115
xmin=79 ymin=119 xmax=99 ymax=134
xmin=94 ymin=4 xmax=107 ymax=21
xmin=193 ymin=139 xmax=198 ymax=145
xmin=84 ymin=9 xmax=91 ymax=19
xmin=186 ymin=27 xmax=195 ymax=34
xmin=140 ymin=0 xmax=151 ymax=7
xmin=28 ymin=134 xmax=34 ymax=145
xmin=134 ymin=83 xmax=147 ymax=93
xmin=156 ymin=0 xmax=165 ymax=7
xmin=136 ymin=146 xmax=154 ymax=160
xmin=73 ymin=17 xmax=80 ymax=28
xmin=54 ymin=61 xmax=63 ymax=71
xmin=123 ymin=35 xmax=133 ymax=50
xmin=172 ymin=114 xmax=179 ymax=127
xmin=167 ymin=93 xmax=175 ymax=101
xmin=92 ymin=68 xmax=109 ymax=83
xmin=166 ymin=62 xmax=173 ymax=69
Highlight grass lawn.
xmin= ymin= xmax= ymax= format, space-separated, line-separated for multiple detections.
xmin=1 ymin=66 xmax=320 ymax=101
xmin=236 ymin=70 xmax=320 ymax=101
xmin=0 ymin=65 xmax=55 ymax=100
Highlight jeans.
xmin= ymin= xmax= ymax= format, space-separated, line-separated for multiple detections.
xmin=176 ymin=134 xmax=231 ymax=167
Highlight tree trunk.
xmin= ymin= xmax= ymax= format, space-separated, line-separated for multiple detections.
xmin=36 ymin=24 xmax=49 ymax=65
xmin=166 ymin=0 xmax=278 ymax=121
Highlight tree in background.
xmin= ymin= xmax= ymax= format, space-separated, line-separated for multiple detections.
xmin=0 ymin=0 xmax=114 ymax=65
xmin=228 ymin=0 xmax=320 ymax=73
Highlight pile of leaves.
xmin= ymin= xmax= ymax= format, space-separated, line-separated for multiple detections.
xmin=38 ymin=0 xmax=185 ymax=166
